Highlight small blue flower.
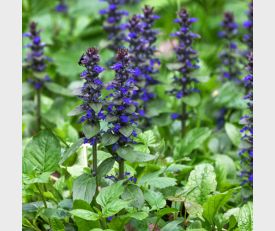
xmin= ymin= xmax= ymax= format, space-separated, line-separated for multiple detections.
xmin=171 ymin=113 xmax=180 ymax=120
xmin=93 ymin=65 xmax=105 ymax=73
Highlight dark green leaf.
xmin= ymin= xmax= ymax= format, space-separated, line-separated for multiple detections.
xmin=97 ymin=157 xmax=115 ymax=180
xmin=117 ymin=147 xmax=155 ymax=163
xmin=60 ymin=138 xmax=84 ymax=165
xmin=101 ymin=133 xmax=119 ymax=146
xmin=89 ymin=103 xmax=102 ymax=113
xmin=83 ymin=123 xmax=100 ymax=139
xmin=122 ymin=184 xmax=144 ymax=209
xmin=73 ymin=174 xmax=96 ymax=204
xmin=119 ymin=125 xmax=134 ymax=137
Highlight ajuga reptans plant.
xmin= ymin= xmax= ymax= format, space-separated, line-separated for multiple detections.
xmin=105 ymin=49 xmax=138 ymax=180
xmin=170 ymin=8 xmax=200 ymax=135
xmin=99 ymin=0 xmax=128 ymax=53
xmin=243 ymin=2 xmax=253 ymax=54
xmin=78 ymin=48 xmax=105 ymax=179
xmin=126 ymin=6 xmax=160 ymax=120
xmin=239 ymin=52 xmax=253 ymax=191
xmin=218 ymin=12 xmax=241 ymax=83
xmin=23 ymin=22 xmax=51 ymax=130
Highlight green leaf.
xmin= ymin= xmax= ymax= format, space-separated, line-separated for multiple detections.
xmin=214 ymin=154 xmax=236 ymax=179
xmin=185 ymin=200 xmax=203 ymax=217
xmin=182 ymin=93 xmax=201 ymax=107
xmin=83 ymin=123 xmax=100 ymax=139
xmin=68 ymin=105 xmax=85 ymax=116
xmin=97 ymin=157 xmax=115 ymax=180
xmin=146 ymin=177 xmax=177 ymax=189
xmin=101 ymin=133 xmax=119 ymax=146
xmin=123 ymin=211 xmax=148 ymax=221
xmin=185 ymin=163 xmax=217 ymax=204
xmin=203 ymin=189 xmax=235 ymax=225
xmin=44 ymin=82 xmax=73 ymax=97
xmin=176 ymin=128 xmax=212 ymax=158
xmin=96 ymin=181 xmax=124 ymax=207
xmin=157 ymin=208 xmax=178 ymax=217
xmin=160 ymin=219 xmax=184 ymax=231
xmin=102 ymin=199 xmax=129 ymax=217
xmin=70 ymin=209 xmax=99 ymax=221
xmin=238 ymin=202 xmax=253 ymax=231
xmin=144 ymin=190 xmax=166 ymax=210
xmin=89 ymin=103 xmax=102 ymax=114
xmin=121 ymin=184 xmax=144 ymax=209
xmin=225 ymin=123 xmax=241 ymax=147
xmin=60 ymin=138 xmax=84 ymax=165
xmin=117 ymin=147 xmax=155 ymax=163
xmin=23 ymin=130 xmax=61 ymax=174
xmin=73 ymin=174 xmax=96 ymax=204
xmin=51 ymin=218 xmax=64 ymax=231
xmin=119 ymin=125 xmax=134 ymax=137
xmin=23 ymin=172 xmax=52 ymax=185
xmin=43 ymin=208 xmax=69 ymax=219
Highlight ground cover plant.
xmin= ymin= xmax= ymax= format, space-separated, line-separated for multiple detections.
xmin=22 ymin=0 xmax=253 ymax=230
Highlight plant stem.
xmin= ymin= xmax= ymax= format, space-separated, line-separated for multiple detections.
xmin=118 ymin=158 xmax=125 ymax=180
xmin=92 ymin=141 xmax=97 ymax=177
xmin=181 ymin=102 xmax=186 ymax=137
xmin=36 ymin=89 xmax=41 ymax=131
xmin=35 ymin=184 xmax=47 ymax=208
xmin=99 ymin=218 xmax=107 ymax=229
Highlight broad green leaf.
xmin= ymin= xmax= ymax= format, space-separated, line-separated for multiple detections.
xmin=225 ymin=123 xmax=241 ymax=147
xmin=182 ymin=93 xmax=201 ymax=107
xmin=144 ymin=190 xmax=166 ymax=210
xmin=185 ymin=200 xmax=203 ymax=217
xmin=70 ymin=209 xmax=99 ymax=221
xmin=51 ymin=218 xmax=64 ymax=231
xmin=83 ymin=123 xmax=100 ymax=139
xmin=23 ymin=172 xmax=52 ymax=185
xmin=176 ymin=128 xmax=212 ymax=158
xmin=96 ymin=181 xmax=124 ymax=207
xmin=123 ymin=211 xmax=148 ymax=221
xmin=122 ymin=184 xmax=144 ymax=209
xmin=101 ymin=133 xmax=119 ymax=146
xmin=185 ymin=163 xmax=217 ymax=204
xmin=238 ymin=202 xmax=253 ymax=231
xmin=44 ymin=82 xmax=73 ymax=97
xmin=102 ymin=199 xmax=129 ymax=217
xmin=119 ymin=125 xmax=134 ymax=137
xmin=214 ymin=154 xmax=236 ymax=179
xmin=73 ymin=174 xmax=96 ymax=204
xmin=43 ymin=208 xmax=69 ymax=219
xmin=23 ymin=130 xmax=61 ymax=174
xmin=160 ymin=219 xmax=184 ymax=231
xmin=60 ymin=138 xmax=84 ymax=165
xmin=146 ymin=177 xmax=177 ymax=189
xmin=203 ymin=189 xmax=235 ymax=225
xmin=68 ymin=105 xmax=85 ymax=116
xmin=117 ymin=147 xmax=155 ymax=163
xmin=97 ymin=157 xmax=115 ymax=180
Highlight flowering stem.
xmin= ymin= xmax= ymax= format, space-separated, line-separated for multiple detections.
xmin=181 ymin=102 xmax=186 ymax=137
xmin=118 ymin=158 xmax=125 ymax=180
xmin=36 ymin=89 xmax=41 ymax=131
xmin=92 ymin=142 xmax=97 ymax=177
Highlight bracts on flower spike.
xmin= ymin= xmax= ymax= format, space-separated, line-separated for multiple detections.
xmin=239 ymin=52 xmax=253 ymax=193
xmin=105 ymin=48 xmax=139 ymax=180
xmin=169 ymin=8 xmax=200 ymax=135
xmin=23 ymin=22 xmax=51 ymax=130
xmin=78 ymin=48 xmax=105 ymax=182
xmin=218 ymin=12 xmax=241 ymax=83
xmin=99 ymin=0 xmax=128 ymax=53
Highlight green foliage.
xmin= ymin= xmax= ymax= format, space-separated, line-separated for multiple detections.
xmin=73 ymin=174 xmax=97 ymax=203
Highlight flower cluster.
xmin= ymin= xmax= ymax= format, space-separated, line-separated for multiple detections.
xmin=218 ymin=12 xmax=241 ymax=83
xmin=55 ymin=0 xmax=68 ymax=13
xmin=105 ymin=171 xmax=137 ymax=183
xmin=106 ymin=49 xmax=139 ymax=151
xmin=170 ymin=8 xmax=200 ymax=120
xmin=78 ymin=48 xmax=105 ymax=145
xmin=239 ymin=52 xmax=253 ymax=188
xmin=243 ymin=2 xmax=253 ymax=52
xmin=99 ymin=0 xmax=128 ymax=52
xmin=23 ymin=22 xmax=51 ymax=89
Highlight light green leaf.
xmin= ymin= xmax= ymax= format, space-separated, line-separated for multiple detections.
xmin=73 ymin=174 xmax=96 ymax=204
xmin=124 ymin=211 xmax=148 ymax=221
xmin=238 ymin=202 xmax=253 ymax=231
xmin=146 ymin=177 xmax=177 ymax=189
xmin=83 ymin=123 xmax=100 ymax=139
xmin=101 ymin=133 xmax=119 ymax=146
xmin=117 ymin=147 xmax=155 ymax=163
xmin=157 ymin=208 xmax=178 ymax=217
xmin=144 ymin=190 xmax=166 ymax=210
xmin=44 ymin=82 xmax=73 ymax=97
xmin=96 ymin=181 xmax=124 ymax=207
xmin=121 ymin=184 xmax=144 ymax=209
xmin=70 ymin=209 xmax=99 ymax=221
xmin=23 ymin=172 xmax=52 ymax=185
xmin=60 ymin=138 xmax=84 ymax=165
xmin=68 ymin=105 xmax=85 ymax=116
xmin=183 ymin=93 xmax=201 ymax=107
xmin=185 ymin=163 xmax=217 ymax=204
xmin=203 ymin=189 xmax=235 ymax=225
xmin=23 ymin=130 xmax=61 ymax=174
xmin=102 ymin=199 xmax=129 ymax=217
xmin=225 ymin=123 xmax=241 ymax=147
xmin=160 ymin=219 xmax=184 ymax=231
